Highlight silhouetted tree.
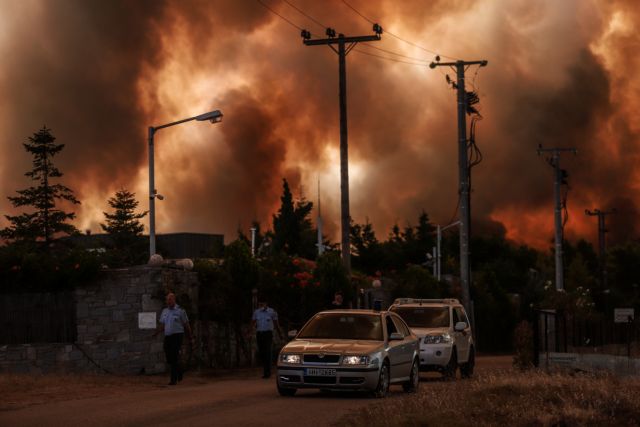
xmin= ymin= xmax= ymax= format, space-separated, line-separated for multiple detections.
xmin=351 ymin=218 xmax=385 ymax=274
xmin=272 ymin=179 xmax=315 ymax=258
xmin=101 ymin=188 xmax=146 ymax=242
xmin=100 ymin=188 xmax=147 ymax=266
xmin=1 ymin=127 xmax=79 ymax=244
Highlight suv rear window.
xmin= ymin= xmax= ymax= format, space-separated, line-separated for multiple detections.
xmin=391 ymin=306 xmax=450 ymax=328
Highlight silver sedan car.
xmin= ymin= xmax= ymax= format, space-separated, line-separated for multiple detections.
xmin=276 ymin=310 xmax=420 ymax=397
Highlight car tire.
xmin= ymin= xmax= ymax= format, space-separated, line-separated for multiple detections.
xmin=460 ymin=347 xmax=475 ymax=379
xmin=402 ymin=358 xmax=420 ymax=393
xmin=277 ymin=383 xmax=297 ymax=397
xmin=443 ymin=347 xmax=457 ymax=381
xmin=373 ymin=362 xmax=390 ymax=398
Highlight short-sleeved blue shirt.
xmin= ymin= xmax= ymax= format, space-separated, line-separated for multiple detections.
xmin=253 ymin=307 xmax=278 ymax=332
xmin=159 ymin=305 xmax=189 ymax=336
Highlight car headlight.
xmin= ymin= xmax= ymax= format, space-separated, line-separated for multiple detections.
xmin=342 ymin=355 xmax=369 ymax=365
xmin=280 ymin=354 xmax=301 ymax=364
xmin=423 ymin=333 xmax=452 ymax=344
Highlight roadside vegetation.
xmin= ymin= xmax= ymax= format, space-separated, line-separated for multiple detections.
xmin=339 ymin=368 xmax=640 ymax=427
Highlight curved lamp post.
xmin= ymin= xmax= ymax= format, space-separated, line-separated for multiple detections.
xmin=148 ymin=109 xmax=223 ymax=258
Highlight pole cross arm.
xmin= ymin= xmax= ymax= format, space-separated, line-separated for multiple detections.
xmin=304 ymin=34 xmax=380 ymax=46
xmin=537 ymin=146 xmax=578 ymax=156
xmin=430 ymin=60 xmax=488 ymax=69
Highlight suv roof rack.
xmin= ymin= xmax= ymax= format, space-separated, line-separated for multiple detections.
xmin=392 ymin=298 xmax=460 ymax=306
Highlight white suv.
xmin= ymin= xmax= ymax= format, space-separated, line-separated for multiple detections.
xmin=388 ymin=298 xmax=475 ymax=379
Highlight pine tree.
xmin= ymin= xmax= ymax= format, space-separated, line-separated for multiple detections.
xmin=272 ymin=179 xmax=315 ymax=258
xmin=1 ymin=127 xmax=79 ymax=243
xmin=100 ymin=188 xmax=147 ymax=244
xmin=100 ymin=188 xmax=147 ymax=266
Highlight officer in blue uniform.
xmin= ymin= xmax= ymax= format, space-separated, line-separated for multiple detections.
xmin=252 ymin=298 xmax=281 ymax=378
xmin=154 ymin=293 xmax=192 ymax=385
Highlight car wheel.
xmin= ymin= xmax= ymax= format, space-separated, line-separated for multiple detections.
xmin=443 ymin=348 xmax=457 ymax=381
xmin=373 ymin=362 xmax=390 ymax=398
xmin=460 ymin=347 xmax=475 ymax=379
xmin=402 ymin=358 xmax=420 ymax=393
xmin=277 ymin=383 xmax=297 ymax=397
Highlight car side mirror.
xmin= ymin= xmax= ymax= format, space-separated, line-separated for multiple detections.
xmin=389 ymin=332 xmax=404 ymax=341
xmin=287 ymin=329 xmax=298 ymax=339
xmin=454 ymin=321 xmax=467 ymax=332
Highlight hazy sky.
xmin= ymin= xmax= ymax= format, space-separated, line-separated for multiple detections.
xmin=0 ymin=0 xmax=638 ymax=249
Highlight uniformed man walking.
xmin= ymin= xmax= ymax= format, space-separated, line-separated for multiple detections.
xmin=154 ymin=292 xmax=192 ymax=385
xmin=252 ymin=298 xmax=281 ymax=378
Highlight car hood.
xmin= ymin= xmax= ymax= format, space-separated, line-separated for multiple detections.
xmin=283 ymin=339 xmax=384 ymax=355
xmin=410 ymin=327 xmax=450 ymax=337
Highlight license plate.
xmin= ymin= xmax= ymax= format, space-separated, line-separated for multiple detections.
xmin=305 ymin=368 xmax=336 ymax=376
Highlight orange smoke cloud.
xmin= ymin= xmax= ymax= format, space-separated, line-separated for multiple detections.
xmin=0 ymin=0 xmax=639 ymax=251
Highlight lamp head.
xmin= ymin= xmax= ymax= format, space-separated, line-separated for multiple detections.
xmin=195 ymin=110 xmax=223 ymax=123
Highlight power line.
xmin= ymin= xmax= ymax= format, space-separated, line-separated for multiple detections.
xmin=259 ymin=0 xmax=439 ymax=69
xmin=358 ymin=43 xmax=430 ymax=63
xmin=282 ymin=0 xmax=432 ymax=65
xmin=353 ymin=48 xmax=428 ymax=66
xmin=341 ymin=0 xmax=459 ymax=61
xmin=282 ymin=0 xmax=327 ymax=31
xmin=257 ymin=0 xmax=305 ymax=31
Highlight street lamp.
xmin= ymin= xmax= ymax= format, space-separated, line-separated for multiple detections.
xmin=436 ymin=220 xmax=461 ymax=281
xmin=148 ymin=109 xmax=223 ymax=258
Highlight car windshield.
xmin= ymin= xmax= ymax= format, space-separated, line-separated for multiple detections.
xmin=391 ymin=306 xmax=450 ymax=328
xmin=297 ymin=313 xmax=383 ymax=341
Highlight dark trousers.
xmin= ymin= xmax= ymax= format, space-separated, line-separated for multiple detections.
xmin=164 ymin=333 xmax=184 ymax=384
xmin=256 ymin=330 xmax=273 ymax=377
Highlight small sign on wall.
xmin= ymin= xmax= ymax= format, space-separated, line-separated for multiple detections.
xmin=614 ymin=308 xmax=634 ymax=323
xmin=138 ymin=312 xmax=157 ymax=329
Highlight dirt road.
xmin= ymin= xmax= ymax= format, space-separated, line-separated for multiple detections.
xmin=0 ymin=356 xmax=512 ymax=427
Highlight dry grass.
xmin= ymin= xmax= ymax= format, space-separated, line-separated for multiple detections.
xmin=0 ymin=373 xmax=166 ymax=411
xmin=339 ymin=368 xmax=640 ymax=427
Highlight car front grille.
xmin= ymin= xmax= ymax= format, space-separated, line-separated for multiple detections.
xmin=303 ymin=354 xmax=340 ymax=364
xmin=304 ymin=376 xmax=337 ymax=384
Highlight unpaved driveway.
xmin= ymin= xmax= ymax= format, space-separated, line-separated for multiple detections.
xmin=0 ymin=356 xmax=512 ymax=426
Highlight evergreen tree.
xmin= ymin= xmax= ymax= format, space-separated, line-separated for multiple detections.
xmin=1 ymin=127 xmax=79 ymax=243
xmin=100 ymin=188 xmax=147 ymax=266
xmin=100 ymin=188 xmax=147 ymax=244
xmin=272 ymin=179 xmax=315 ymax=258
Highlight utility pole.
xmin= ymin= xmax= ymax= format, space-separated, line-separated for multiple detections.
xmin=317 ymin=178 xmax=324 ymax=256
xmin=301 ymin=24 xmax=382 ymax=274
xmin=429 ymin=58 xmax=487 ymax=316
xmin=585 ymin=208 xmax=616 ymax=290
xmin=250 ymin=227 xmax=257 ymax=258
xmin=537 ymin=145 xmax=577 ymax=291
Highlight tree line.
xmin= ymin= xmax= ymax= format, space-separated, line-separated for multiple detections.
xmin=2 ymin=127 xmax=640 ymax=353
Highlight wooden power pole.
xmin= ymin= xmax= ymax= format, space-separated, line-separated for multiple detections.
xmin=301 ymin=25 xmax=382 ymax=274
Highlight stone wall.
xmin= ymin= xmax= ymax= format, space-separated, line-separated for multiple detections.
xmin=0 ymin=266 xmax=199 ymax=374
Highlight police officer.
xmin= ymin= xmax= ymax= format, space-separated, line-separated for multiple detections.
xmin=154 ymin=293 xmax=192 ymax=385
xmin=252 ymin=298 xmax=281 ymax=378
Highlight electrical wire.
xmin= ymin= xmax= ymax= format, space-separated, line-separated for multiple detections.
xmin=341 ymin=0 xmax=459 ymax=61
xmin=358 ymin=43 xmax=431 ymax=63
xmin=257 ymin=0 xmax=306 ymax=31
xmin=352 ymin=48 xmax=429 ymax=67
xmin=281 ymin=0 xmax=433 ymax=65
xmin=259 ymin=0 xmax=440 ymax=69
xmin=282 ymin=0 xmax=327 ymax=31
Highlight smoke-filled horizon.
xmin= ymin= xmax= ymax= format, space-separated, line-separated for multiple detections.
xmin=0 ymin=0 xmax=638 ymax=251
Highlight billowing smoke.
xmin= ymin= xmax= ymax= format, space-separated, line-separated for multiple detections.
xmin=0 ymin=0 xmax=638 ymax=250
